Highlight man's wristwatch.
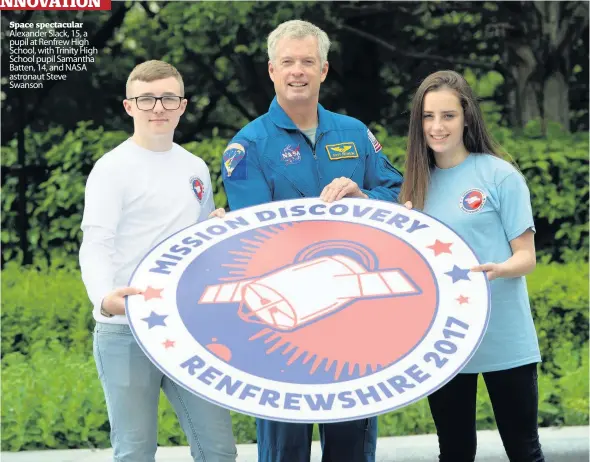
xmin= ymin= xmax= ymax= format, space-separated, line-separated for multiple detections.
xmin=100 ymin=301 xmax=114 ymax=318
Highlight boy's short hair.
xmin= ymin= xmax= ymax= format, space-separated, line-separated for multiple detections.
xmin=126 ymin=60 xmax=184 ymax=97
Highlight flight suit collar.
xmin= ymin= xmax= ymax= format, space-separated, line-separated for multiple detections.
xmin=268 ymin=97 xmax=330 ymax=132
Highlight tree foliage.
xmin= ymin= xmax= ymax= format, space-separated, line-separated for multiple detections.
xmin=2 ymin=1 xmax=588 ymax=145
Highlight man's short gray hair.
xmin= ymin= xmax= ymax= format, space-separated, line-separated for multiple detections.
xmin=267 ymin=20 xmax=331 ymax=66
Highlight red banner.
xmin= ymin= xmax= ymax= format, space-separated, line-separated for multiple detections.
xmin=0 ymin=0 xmax=110 ymax=10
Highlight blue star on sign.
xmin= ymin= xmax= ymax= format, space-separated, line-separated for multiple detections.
xmin=141 ymin=311 xmax=168 ymax=329
xmin=445 ymin=265 xmax=471 ymax=283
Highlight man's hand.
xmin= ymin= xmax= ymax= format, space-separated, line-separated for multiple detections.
xmin=320 ymin=177 xmax=367 ymax=203
xmin=208 ymin=208 xmax=226 ymax=219
xmin=470 ymin=262 xmax=505 ymax=281
xmin=101 ymin=287 xmax=143 ymax=316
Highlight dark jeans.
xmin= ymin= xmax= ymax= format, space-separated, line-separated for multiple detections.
xmin=256 ymin=417 xmax=377 ymax=462
xmin=428 ymin=363 xmax=545 ymax=462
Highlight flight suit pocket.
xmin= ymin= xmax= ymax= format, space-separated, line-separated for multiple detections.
xmin=332 ymin=156 xmax=363 ymax=183
xmin=264 ymin=155 xmax=315 ymax=198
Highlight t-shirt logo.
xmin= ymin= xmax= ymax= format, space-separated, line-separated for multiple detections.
xmin=459 ymin=189 xmax=486 ymax=213
xmin=190 ymin=176 xmax=205 ymax=202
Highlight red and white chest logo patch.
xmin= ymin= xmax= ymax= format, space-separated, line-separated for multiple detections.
xmin=190 ymin=176 xmax=204 ymax=202
xmin=459 ymin=189 xmax=486 ymax=213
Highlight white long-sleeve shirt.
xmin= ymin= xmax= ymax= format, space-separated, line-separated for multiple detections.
xmin=79 ymin=139 xmax=215 ymax=324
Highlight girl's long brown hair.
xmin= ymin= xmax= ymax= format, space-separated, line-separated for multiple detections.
xmin=399 ymin=70 xmax=505 ymax=210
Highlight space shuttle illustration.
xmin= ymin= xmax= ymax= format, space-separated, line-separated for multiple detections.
xmin=198 ymin=255 xmax=421 ymax=331
xmin=465 ymin=196 xmax=481 ymax=205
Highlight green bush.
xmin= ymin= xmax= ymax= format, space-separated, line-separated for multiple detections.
xmin=527 ymin=262 xmax=589 ymax=376
xmin=1 ymin=261 xmax=587 ymax=451
xmin=4 ymin=343 xmax=586 ymax=451
xmin=0 ymin=262 xmax=94 ymax=358
xmin=495 ymin=121 xmax=589 ymax=263
xmin=2 ymin=121 xmax=588 ymax=265
xmin=537 ymin=342 xmax=589 ymax=427
xmin=2 ymin=124 xmax=128 ymax=267
xmin=1 ymin=346 xmax=108 ymax=451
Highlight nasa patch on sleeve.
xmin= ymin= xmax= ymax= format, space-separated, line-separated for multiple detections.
xmin=126 ymin=198 xmax=490 ymax=423
xmin=222 ymin=141 xmax=248 ymax=180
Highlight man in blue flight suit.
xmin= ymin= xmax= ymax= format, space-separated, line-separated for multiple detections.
xmin=221 ymin=19 xmax=403 ymax=462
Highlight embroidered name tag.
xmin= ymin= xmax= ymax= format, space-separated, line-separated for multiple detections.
xmin=325 ymin=142 xmax=359 ymax=160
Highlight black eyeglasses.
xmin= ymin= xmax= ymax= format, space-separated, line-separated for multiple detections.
xmin=127 ymin=96 xmax=183 ymax=111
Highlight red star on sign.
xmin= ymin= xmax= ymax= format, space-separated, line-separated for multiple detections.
xmin=163 ymin=339 xmax=175 ymax=349
xmin=456 ymin=295 xmax=470 ymax=305
xmin=427 ymin=240 xmax=453 ymax=256
xmin=143 ymin=286 xmax=163 ymax=301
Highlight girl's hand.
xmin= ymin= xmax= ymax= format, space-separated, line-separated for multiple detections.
xmin=471 ymin=262 xmax=505 ymax=281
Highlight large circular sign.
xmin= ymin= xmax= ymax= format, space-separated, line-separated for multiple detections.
xmin=127 ymin=198 xmax=490 ymax=423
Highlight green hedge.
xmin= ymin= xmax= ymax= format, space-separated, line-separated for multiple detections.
xmin=2 ymin=261 xmax=588 ymax=451
xmin=2 ymin=121 xmax=588 ymax=265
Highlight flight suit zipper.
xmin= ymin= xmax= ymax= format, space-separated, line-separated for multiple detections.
xmin=302 ymin=132 xmax=325 ymax=192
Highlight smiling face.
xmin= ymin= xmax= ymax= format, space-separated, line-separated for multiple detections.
xmin=422 ymin=88 xmax=468 ymax=162
xmin=268 ymin=35 xmax=328 ymax=108
xmin=123 ymin=76 xmax=187 ymax=139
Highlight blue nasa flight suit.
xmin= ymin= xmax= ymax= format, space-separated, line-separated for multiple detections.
xmin=222 ymin=97 xmax=403 ymax=462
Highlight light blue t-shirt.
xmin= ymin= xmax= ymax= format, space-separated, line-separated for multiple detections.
xmin=301 ymin=126 xmax=317 ymax=145
xmin=424 ymin=153 xmax=541 ymax=373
